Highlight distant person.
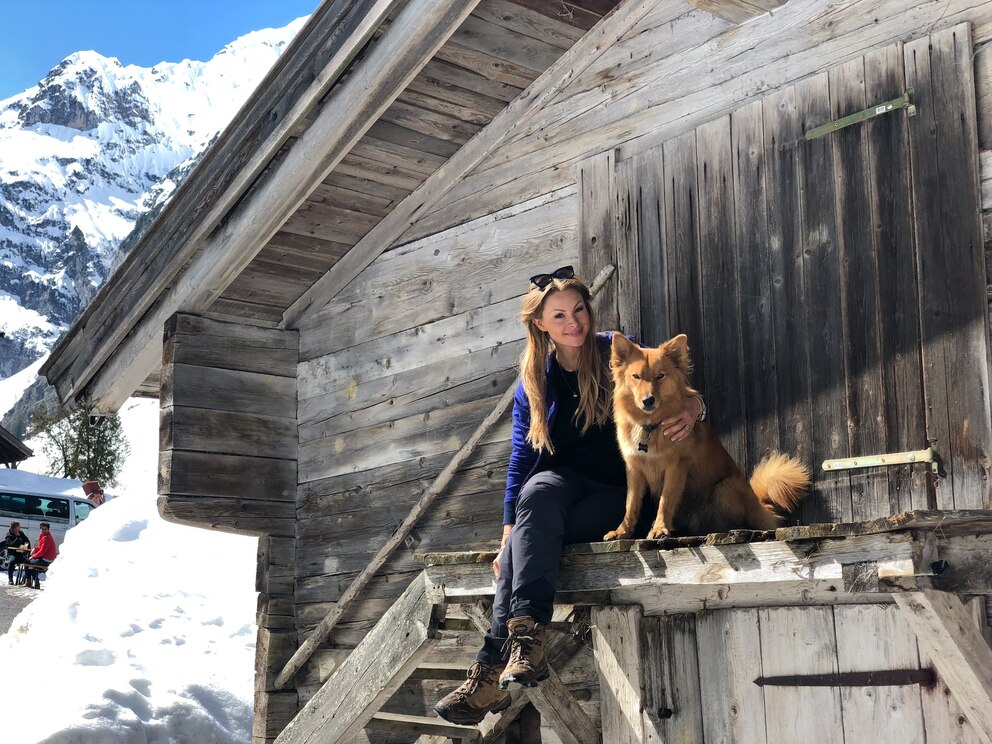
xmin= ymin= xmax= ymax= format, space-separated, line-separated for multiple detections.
xmin=4 ymin=522 xmax=30 ymax=586
xmin=82 ymin=480 xmax=106 ymax=506
xmin=24 ymin=522 xmax=57 ymax=589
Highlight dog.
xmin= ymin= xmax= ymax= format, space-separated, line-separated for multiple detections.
xmin=605 ymin=333 xmax=809 ymax=540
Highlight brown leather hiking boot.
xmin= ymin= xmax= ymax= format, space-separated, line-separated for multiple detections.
xmin=498 ymin=616 xmax=549 ymax=689
xmin=434 ymin=661 xmax=511 ymax=725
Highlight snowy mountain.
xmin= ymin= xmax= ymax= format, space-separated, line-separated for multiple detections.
xmin=0 ymin=18 xmax=308 ymax=392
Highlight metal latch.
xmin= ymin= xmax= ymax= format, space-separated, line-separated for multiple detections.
xmin=805 ymin=90 xmax=916 ymax=140
xmin=822 ymin=447 xmax=939 ymax=474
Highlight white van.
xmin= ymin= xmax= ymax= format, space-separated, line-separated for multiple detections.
xmin=0 ymin=470 xmax=101 ymax=564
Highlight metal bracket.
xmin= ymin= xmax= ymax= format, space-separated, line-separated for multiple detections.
xmin=822 ymin=447 xmax=939 ymax=475
xmin=755 ymin=669 xmax=935 ymax=687
xmin=805 ymin=90 xmax=915 ymax=140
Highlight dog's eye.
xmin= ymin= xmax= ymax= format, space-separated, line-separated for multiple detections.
xmin=631 ymin=373 xmax=641 ymax=380
xmin=655 ymin=373 xmax=665 ymax=381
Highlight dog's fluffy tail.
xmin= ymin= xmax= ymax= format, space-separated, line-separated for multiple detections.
xmin=750 ymin=452 xmax=810 ymax=518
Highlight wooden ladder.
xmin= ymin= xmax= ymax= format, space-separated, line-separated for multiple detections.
xmin=274 ymin=571 xmax=601 ymax=744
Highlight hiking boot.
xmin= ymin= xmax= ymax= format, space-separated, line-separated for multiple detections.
xmin=434 ymin=661 xmax=511 ymax=725
xmin=499 ymin=617 xmax=549 ymax=689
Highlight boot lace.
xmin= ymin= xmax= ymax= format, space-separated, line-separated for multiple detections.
xmin=502 ymin=623 xmax=538 ymax=666
xmin=454 ymin=662 xmax=495 ymax=701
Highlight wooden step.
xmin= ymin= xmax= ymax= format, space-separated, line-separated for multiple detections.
xmin=367 ymin=712 xmax=480 ymax=741
xmin=408 ymin=661 xmax=467 ymax=681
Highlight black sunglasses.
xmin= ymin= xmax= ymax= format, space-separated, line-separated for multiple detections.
xmin=529 ymin=265 xmax=574 ymax=289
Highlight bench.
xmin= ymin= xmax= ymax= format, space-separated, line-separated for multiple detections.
xmin=14 ymin=562 xmax=48 ymax=587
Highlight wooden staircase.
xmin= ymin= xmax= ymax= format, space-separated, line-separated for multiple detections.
xmin=274 ymin=572 xmax=601 ymax=744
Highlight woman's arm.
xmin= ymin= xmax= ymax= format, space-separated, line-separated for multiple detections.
xmin=661 ymin=395 xmax=705 ymax=442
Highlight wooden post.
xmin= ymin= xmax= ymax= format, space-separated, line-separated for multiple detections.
xmin=592 ymin=605 xmax=644 ymax=744
xmin=893 ymin=590 xmax=992 ymax=744
xmin=274 ymin=572 xmax=446 ymax=744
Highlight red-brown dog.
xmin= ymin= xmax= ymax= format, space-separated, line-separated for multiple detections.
xmin=606 ymin=333 xmax=809 ymax=540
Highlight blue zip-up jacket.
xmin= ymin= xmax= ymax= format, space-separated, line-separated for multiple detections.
xmin=503 ymin=332 xmax=616 ymax=524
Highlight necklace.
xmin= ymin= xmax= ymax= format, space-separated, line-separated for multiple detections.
xmin=557 ymin=359 xmax=579 ymax=398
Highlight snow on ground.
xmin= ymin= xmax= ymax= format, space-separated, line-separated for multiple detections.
xmin=0 ymin=397 xmax=260 ymax=743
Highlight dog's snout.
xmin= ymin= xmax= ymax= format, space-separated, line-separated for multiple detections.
xmin=641 ymin=395 xmax=656 ymax=410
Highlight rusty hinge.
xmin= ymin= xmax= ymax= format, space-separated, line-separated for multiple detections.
xmin=754 ymin=669 xmax=935 ymax=687
xmin=805 ymin=90 xmax=916 ymax=140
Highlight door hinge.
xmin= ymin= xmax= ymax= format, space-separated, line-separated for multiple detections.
xmin=805 ymin=90 xmax=915 ymax=140
xmin=755 ymin=669 xmax=935 ymax=687
xmin=822 ymin=447 xmax=940 ymax=475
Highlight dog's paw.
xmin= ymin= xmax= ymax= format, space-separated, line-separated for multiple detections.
xmin=603 ymin=529 xmax=630 ymax=541
xmin=646 ymin=526 xmax=671 ymax=540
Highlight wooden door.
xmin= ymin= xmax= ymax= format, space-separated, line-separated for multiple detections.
xmin=609 ymin=24 xmax=991 ymax=524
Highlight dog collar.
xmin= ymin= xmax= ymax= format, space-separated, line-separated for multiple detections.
xmin=637 ymin=423 xmax=660 ymax=452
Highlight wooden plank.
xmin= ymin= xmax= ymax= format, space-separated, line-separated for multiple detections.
xmin=906 ymin=26 xmax=992 ymax=510
xmin=578 ymin=150 xmax=618 ymax=330
xmin=157 ymin=495 xmax=295 ymax=538
xmin=894 ymin=590 xmax=992 ymax=743
xmin=626 ymin=149 xmax=662 ymax=344
xmin=509 ymin=0 xmax=606 ymax=32
xmin=308 ymin=180 xmax=396 ymax=217
xmin=399 ymin=83 xmax=504 ymax=125
xmin=417 ymin=59 xmax=523 ymax=104
xmin=830 ymin=54 xmax=890 ymax=521
xmin=613 ymin=155 xmax=642 ymax=338
xmin=688 ymin=0 xmax=769 ymax=24
xmin=640 ymin=614 xmax=703 ymax=744
xmin=381 ymin=99 xmax=482 ymax=145
xmin=367 ymin=712 xmax=480 ymax=741
xmin=336 ymin=152 xmax=426 ymax=191
xmin=274 ymin=573 xmax=445 ymax=744
xmin=758 ymin=606 xmax=843 ymax=744
xmin=40 ymin=0 xmax=400 ymax=405
xmin=834 ymin=604 xmax=925 ymax=743
xmin=351 ymin=136 xmax=449 ymax=176
xmin=425 ymin=531 xmax=931 ymax=612
xmin=762 ymin=85 xmax=815 ymax=496
xmin=732 ymin=99 xmax=780 ymax=469
xmin=162 ymin=406 xmax=297 ymax=461
xmin=451 ymin=15 xmax=564 ymax=73
xmin=696 ymin=609 xmax=766 ymax=744
xmin=662 ymin=132 xmax=705 ymax=383
xmin=473 ymin=0 xmax=585 ymax=50
xmin=159 ymin=450 xmax=296 ymax=501
xmin=592 ymin=605 xmax=643 ymax=744
xmin=696 ymin=115 xmax=746 ymax=464
xmin=863 ymin=43 xmax=932 ymax=514
xmin=434 ymin=43 xmax=540 ymax=88
xmin=163 ymin=314 xmax=298 ymax=377
xmin=299 ymin=188 xmax=576 ymax=360
xmin=796 ymin=72 xmax=852 ymax=523
xmin=284 ymin=0 xmax=662 ymax=327
xmin=64 ymin=0 xmax=484 ymax=412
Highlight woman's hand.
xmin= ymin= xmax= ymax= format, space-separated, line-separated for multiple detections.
xmin=493 ymin=524 xmax=513 ymax=578
xmin=662 ymin=396 xmax=704 ymax=442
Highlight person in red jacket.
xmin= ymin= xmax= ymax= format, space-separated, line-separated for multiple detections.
xmin=25 ymin=522 xmax=57 ymax=589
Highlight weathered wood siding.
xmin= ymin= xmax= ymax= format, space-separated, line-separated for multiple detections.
xmin=289 ymin=0 xmax=992 ymax=735
xmin=611 ymin=27 xmax=991 ymax=526
xmin=157 ymin=312 xmax=299 ymax=743
xmin=624 ymin=602 xmax=988 ymax=744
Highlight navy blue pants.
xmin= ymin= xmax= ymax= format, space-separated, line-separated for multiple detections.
xmin=477 ymin=468 xmax=628 ymax=666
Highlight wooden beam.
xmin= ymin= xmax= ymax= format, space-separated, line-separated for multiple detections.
xmin=592 ymin=605 xmax=643 ymax=744
xmin=41 ymin=0 xmax=401 ymax=408
xmin=274 ymin=572 xmax=446 ymax=744
xmin=422 ymin=530 xmax=947 ymax=612
xmin=282 ymin=0 xmax=663 ymax=328
xmin=687 ymin=0 xmax=780 ymax=24
xmin=59 ymin=0 xmax=483 ymax=412
xmin=893 ymin=590 xmax=992 ymax=744
xmin=367 ymin=712 xmax=480 ymax=741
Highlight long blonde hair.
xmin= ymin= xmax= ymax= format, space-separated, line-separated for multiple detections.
xmin=519 ymin=276 xmax=612 ymax=453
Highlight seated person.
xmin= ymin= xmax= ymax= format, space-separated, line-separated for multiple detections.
xmin=82 ymin=480 xmax=106 ymax=506
xmin=24 ymin=522 xmax=56 ymax=589
xmin=5 ymin=521 xmax=31 ymax=586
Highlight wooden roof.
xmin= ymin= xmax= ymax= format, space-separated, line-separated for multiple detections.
xmin=40 ymin=0 xmax=626 ymax=411
xmin=0 ymin=424 xmax=33 ymax=467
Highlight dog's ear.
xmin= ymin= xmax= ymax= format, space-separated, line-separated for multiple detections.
xmin=665 ymin=334 xmax=691 ymax=373
xmin=611 ymin=333 xmax=638 ymax=363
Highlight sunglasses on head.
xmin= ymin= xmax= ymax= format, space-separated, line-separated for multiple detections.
xmin=529 ymin=265 xmax=574 ymax=289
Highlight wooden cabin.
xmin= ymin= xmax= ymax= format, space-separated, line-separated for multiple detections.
xmin=0 ymin=424 xmax=32 ymax=468
xmin=41 ymin=0 xmax=992 ymax=741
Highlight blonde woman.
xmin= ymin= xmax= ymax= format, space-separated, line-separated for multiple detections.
xmin=435 ymin=266 xmax=704 ymax=725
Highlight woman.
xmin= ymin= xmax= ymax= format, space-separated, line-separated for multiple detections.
xmin=434 ymin=266 xmax=703 ymax=725
xmin=4 ymin=521 xmax=31 ymax=585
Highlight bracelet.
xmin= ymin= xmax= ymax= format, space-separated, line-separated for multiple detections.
xmin=695 ymin=396 xmax=707 ymax=422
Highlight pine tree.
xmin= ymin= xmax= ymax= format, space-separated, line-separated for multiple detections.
xmin=28 ymin=400 xmax=130 ymax=486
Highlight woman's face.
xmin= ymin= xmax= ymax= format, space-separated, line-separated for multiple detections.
xmin=534 ymin=288 xmax=589 ymax=353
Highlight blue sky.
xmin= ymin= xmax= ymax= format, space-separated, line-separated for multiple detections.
xmin=0 ymin=0 xmax=318 ymax=100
